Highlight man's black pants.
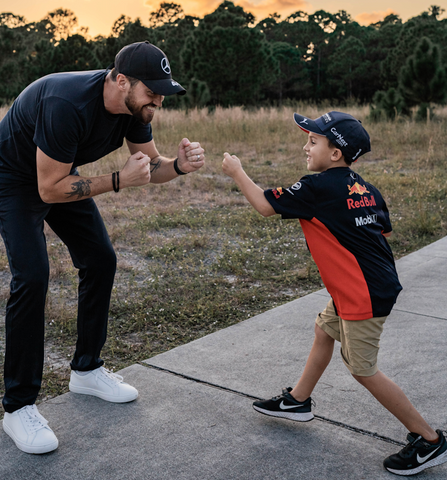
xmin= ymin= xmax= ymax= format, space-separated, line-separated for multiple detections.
xmin=0 ymin=183 xmax=116 ymax=413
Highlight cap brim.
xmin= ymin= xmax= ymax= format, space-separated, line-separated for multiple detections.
xmin=293 ymin=113 xmax=324 ymax=135
xmin=142 ymin=78 xmax=186 ymax=96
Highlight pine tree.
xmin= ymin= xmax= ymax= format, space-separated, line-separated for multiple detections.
xmin=369 ymin=87 xmax=408 ymax=121
xmin=398 ymin=36 xmax=447 ymax=121
xmin=181 ymin=2 xmax=277 ymax=106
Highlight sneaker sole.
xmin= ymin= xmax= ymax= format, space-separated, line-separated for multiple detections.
xmin=385 ymin=449 xmax=447 ymax=476
xmin=252 ymin=405 xmax=314 ymax=422
xmin=69 ymin=383 xmax=138 ymax=403
xmin=3 ymin=423 xmax=58 ymax=454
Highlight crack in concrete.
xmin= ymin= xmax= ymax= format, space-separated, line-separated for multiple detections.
xmin=141 ymin=361 xmax=405 ymax=447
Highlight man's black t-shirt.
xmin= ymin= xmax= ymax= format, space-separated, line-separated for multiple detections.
xmin=0 ymin=70 xmax=153 ymax=182
xmin=264 ymin=167 xmax=402 ymax=320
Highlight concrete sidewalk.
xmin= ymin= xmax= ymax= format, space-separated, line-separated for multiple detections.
xmin=1 ymin=237 xmax=446 ymax=479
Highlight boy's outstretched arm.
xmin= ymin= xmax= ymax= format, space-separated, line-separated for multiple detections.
xmin=222 ymin=152 xmax=276 ymax=217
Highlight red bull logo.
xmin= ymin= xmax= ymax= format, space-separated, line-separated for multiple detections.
xmin=347 ymin=195 xmax=376 ymax=209
xmin=273 ymin=187 xmax=284 ymax=199
xmin=348 ymin=182 xmax=370 ymax=195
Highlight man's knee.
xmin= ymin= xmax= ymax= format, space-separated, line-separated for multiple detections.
xmin=96 ymin=245 xmax=116 ymax=269
xmin=81 ymin=246 xmax=116 ymax=277
xmin=12 ymin=264 xmax=49 ymax=294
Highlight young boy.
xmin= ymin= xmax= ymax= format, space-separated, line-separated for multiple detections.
xmin=222 ymin=111 xmax=447 ymax=476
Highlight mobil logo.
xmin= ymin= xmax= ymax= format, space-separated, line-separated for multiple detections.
xmin=355 ymin=214 xmax=378 ymax=227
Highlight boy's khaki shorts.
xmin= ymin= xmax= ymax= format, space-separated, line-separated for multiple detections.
xmin=315 ymin=299 xmax=387 ymax=377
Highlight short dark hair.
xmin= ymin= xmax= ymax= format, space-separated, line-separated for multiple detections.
xmin=327 ymin=137 xmax=353 ymax=165
xmin=110 ymin=67 xmax=140 ymax=87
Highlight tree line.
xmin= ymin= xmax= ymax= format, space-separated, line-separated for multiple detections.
xmin=0 ymin=2 xmax=446 ymax=118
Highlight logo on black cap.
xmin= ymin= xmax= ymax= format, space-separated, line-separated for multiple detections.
xmin=322 ymin=113 xmax=332 ymax=124
xmin=161 ymin=58 xmax=171 ymax=75
xmin=114 ymin=42 xmax=185 ymax=96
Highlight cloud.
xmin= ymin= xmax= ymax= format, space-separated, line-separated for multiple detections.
xmin=237 ymin=0 xmax=308 ymax=20
xmin=144 ymin=0 xmax=307 ymax=21
xmin=144 ymin=0 xmax=217 ymax=15
xmin=355 ymin=8 xmax=398 ymax=25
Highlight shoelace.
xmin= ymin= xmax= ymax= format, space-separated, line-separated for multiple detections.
xmin=401 ymin=435 xmax=423 ymax=456
xmin=99 ymin=367 xmax=124 ymax=385
xmin=22 ymin=405 xmax=49 ymax=433
xmin=272 ymin=389 xmax=316 ymax=408
xmin=401 ymin=431 xmax=446 ymax=458
xmin=270 ymin=389 xmax=290 ymax=401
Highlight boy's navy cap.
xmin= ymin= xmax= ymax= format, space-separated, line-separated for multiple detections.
xmin=114 ymin=41 xmax=186 ymax=96
xmin=293 ymin=111 xmax=371 ymax=161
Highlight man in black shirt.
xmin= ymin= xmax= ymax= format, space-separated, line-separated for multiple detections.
xmin=0 ymin=41 xmax=205 ymax=454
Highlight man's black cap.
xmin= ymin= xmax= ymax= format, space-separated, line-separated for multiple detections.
xmin=114 ymin=41 xmax=186 ymax=96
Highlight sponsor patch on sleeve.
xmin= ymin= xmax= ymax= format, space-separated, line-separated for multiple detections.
xmin=272 ymin=187 xmax=284 ymax=199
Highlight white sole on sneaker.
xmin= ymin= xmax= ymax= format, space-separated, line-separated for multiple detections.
xmin=2 ymin=422 xmax=58 ymax=454
xmin=68 ymin=383 xmax=138 ymax=403
xmin=252 ymin=405 xmax=314 ymax=422
xmin=385 ymin=449 xmax=447 ymax=476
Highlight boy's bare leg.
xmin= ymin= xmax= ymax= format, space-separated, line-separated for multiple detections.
xmin=353 ymin=371 xmax=438 ymax=441
xmin=291 ymin=324 xmax=335 ymax=402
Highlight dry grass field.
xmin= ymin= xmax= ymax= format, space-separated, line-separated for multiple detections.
xmin=0 ymin=104 xmax=446 ymax=408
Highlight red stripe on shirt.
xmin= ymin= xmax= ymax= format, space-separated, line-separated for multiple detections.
xmin=300 ymin=217 xmax=373 ymax=320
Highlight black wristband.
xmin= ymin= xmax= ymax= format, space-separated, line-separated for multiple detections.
xmin=112 ymin=171 xmax=120 ymax=192
xmin=173 ymin=158 xmax=187 ymax=175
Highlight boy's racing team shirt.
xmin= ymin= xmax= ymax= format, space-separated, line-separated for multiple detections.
xmin=264 ymin=167 xmax=402 ymax=320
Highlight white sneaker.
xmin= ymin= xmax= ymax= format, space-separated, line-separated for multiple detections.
xmin=69 ymin=367 xmax=138 ymax=403
xmin=3 ymin=405 xmax=58 ymax=454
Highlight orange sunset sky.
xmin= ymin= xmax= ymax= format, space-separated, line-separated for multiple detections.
xmin=0 ymin=0 xmax=444 ymax=37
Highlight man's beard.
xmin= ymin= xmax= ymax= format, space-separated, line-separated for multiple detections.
xmin=125 ymin=90 xmax=156 ymax=125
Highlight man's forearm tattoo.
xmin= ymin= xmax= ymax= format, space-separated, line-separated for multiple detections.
xmin=65 ymin=179 xmax=92 ymax=199
xmin=150 ymin=157 xmax=162 ymax=173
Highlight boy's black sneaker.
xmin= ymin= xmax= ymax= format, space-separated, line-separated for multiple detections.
xmin=384 ymin=429 xmax=447 ymax=476
xmin=253 ymin=387 xmax=314 ymax=422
